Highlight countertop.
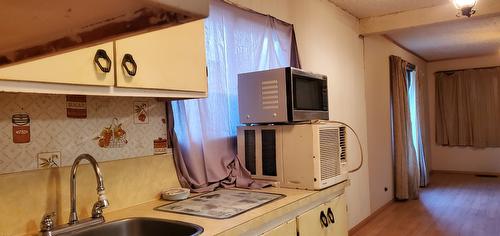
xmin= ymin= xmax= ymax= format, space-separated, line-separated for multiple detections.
xmin=102 ymin=181 xmax=349 ymax=235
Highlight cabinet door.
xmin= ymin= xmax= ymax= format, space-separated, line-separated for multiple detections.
xmin=115 ymin=20 xmax=207 ymax=92
xmin=324 ymin=194 xmax=348 ymax=236
xmin=296 ymin=194 xmax=348 ymax=236
xmin=260 ymin=219 xmax=296 ymax=236
xmin=0 ymin=43 xmax=114 ymax=86
xmin=297 ymin=202 xmax=328 ymax=236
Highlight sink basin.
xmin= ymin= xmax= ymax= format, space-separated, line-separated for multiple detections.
xmin=63 ymin=217 xmax=203 ymax=236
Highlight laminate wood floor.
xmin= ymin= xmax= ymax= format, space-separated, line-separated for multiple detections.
xmin=352 ymin=173 xmax=500 ymax=236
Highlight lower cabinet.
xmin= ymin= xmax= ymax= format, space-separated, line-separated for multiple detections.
xmin=258 ymin=193 xmax=348 ymax=236
xmin=296 ymin=194 xmax=348 ymax=236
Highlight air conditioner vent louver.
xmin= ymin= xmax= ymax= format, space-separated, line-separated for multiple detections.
xmin=319 ymin=127 xmax=341 ymax=181
xmin=339 ymin=126 xmax=347 ymax=162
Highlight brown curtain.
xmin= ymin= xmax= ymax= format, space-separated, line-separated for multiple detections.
xmin=435 ymin=67 xmax=500 ymax=147
xmin=390 ymin=55 xmax=419 ymax=200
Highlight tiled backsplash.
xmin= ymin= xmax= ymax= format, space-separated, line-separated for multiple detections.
xmin=0 ymin=92 xmax=168 ymax=174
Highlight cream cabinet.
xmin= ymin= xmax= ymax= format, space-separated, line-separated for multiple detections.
xmin=253 ymin=193 xmax=348 ymax=236
xmin=0 ymin=20 xmax=207 ymax=97
xmin=0 ymin=43 xmax=115 ymax=86
xmin=296 ymin=194 xmax=348 ymax=236
xmin=115 ymin=20 xmax=207 ymax=92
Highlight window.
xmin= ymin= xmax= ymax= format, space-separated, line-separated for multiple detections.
xmin=169 ymin=0 xmax=298 ymax=188
xmin=407 ymin=69 xmax=420 ymax=160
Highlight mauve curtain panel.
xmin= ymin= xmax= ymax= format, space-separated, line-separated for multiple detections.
xmin=390 ymin=55 xmax=420 ymax=200
xmin=435 ymin=67 xmax=500 ymax=147
xmin=167 ymin=0 xmax=300 ymax=192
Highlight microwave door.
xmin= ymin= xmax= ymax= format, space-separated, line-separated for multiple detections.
xmin=291 ymin=74 xmax=329 ymax=121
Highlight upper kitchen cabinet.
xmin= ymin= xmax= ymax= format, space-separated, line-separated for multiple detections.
xmin=115 ymin=20 xmax=207 ymax=92
xmin=0 ymin=43 xmax=115 ymax=86
xmin=0 ymin=20 xmax=208 ymax=98
xmin=0 ymin=0 xmax=209 ymax=68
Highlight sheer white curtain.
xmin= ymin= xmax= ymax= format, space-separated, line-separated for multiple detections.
xmin=408 ymin=70 xmax=429 ymax=187
xmin=169 ymin=0 xmax=297 ymax=192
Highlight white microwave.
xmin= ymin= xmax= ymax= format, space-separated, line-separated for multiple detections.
xmin=238 ymin=67 xmax=329 ymax=124
xmin=237 ymin=123 xmax=348 ymax=190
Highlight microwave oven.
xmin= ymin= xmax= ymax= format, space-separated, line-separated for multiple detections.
xmin=237 ymin=123 xmax=348 ymax=190
xmin=238 ymin=67 xmax=329 ymax=124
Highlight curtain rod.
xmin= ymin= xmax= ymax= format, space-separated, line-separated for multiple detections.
xmin=436 ymin=65 xmax=500 ymax=74
xmin=390 ymin=55 xmax=416 ymax=71
xmin=407 ymin=63 xmax=416 ymax=71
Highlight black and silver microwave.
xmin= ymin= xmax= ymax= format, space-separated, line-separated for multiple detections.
xmin=238 ymin=67 xmax=328 ymax=124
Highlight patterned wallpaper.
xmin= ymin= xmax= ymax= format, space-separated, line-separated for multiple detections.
xmin=0 ymin=92 xmax=169 ymax=174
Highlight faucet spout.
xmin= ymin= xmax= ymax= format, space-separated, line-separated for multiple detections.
xmin=69 ymin=154 xmax=109 ymax=225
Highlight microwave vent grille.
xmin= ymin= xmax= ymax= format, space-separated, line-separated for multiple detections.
xmin=319 ymin=127 xmax=341 ymax=181
xmin=261 ymin=80 xmax=279 ymax=110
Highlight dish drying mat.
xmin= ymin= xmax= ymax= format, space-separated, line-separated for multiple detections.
xmin=155 ymin=189 xmax=285 ymax=219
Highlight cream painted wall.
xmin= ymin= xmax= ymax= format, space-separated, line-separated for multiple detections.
xmin=232 ymin=0 xmax=371 ymax=228
xmin=363 ymin=35 xmax=428 ymax=212
xmin=427 ymin=54 xmax=500 ymax=173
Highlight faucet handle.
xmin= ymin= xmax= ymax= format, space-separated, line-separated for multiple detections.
xmin=91 ymin=200 xmax=109 ymax=219
xmin=92 ymin=190 xmax=109 ymax=219
xmin=40 ymin=212 xmax=56 ymax=232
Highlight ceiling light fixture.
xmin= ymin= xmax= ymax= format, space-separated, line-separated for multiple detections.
xmin=453 ymin=0 xmax=477 ymax=17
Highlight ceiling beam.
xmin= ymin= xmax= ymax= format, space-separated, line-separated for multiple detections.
xmin=360 ymin=0 xmax=500 ymax=35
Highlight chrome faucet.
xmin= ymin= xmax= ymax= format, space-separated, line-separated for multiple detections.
xmin=40 ymin=154 xmax=109 ymax=236
xmin=69 ymin=154 xmax=109 ymax=224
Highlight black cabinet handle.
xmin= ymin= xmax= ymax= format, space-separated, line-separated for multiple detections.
xmin=320 ymin=210 xmax=329 ymax=228
xmin=121 ymin=54 xmax=137 ymax=76
xmin=94 ymin=49 xmax=112 ymax=73
xmin=327 ymin=207 xmax=335 ymax=224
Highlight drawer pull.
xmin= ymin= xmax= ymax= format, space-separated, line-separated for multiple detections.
xmin=122 ymin=54 xmax=137 ymax=76
xmin=327 ymin=207 xmax=335 ymax=224
xmin=320 ymin=210 xmax=329 ymax=228
xmin=94 ymin=49 xmax=112 ymax=73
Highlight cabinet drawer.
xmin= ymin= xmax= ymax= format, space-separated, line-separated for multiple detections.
xmin=297 ymin=194 xmax=348 ymax=236
xmin=115 ymin=20 xmax=207 ymax=92
xmin=0 ymin=43 xmax=114 ymax=86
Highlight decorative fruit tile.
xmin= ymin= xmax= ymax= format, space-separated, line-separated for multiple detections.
xmin=95 ymin=117 xmax=128 ymax=148
xmin=134 ymin=101 xmax=149 ymax=124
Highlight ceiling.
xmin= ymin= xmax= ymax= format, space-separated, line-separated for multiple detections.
xmin=386 ymin=15 xmax=500 ymax=61
xmin=330 ymin=0 xmax=450 ymax=18
xmin=330 ymin=0 xmax=500 ymax=61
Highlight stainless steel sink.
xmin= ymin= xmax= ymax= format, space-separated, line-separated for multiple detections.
xmin=62 ymin=217 xmax=203 ymax=236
